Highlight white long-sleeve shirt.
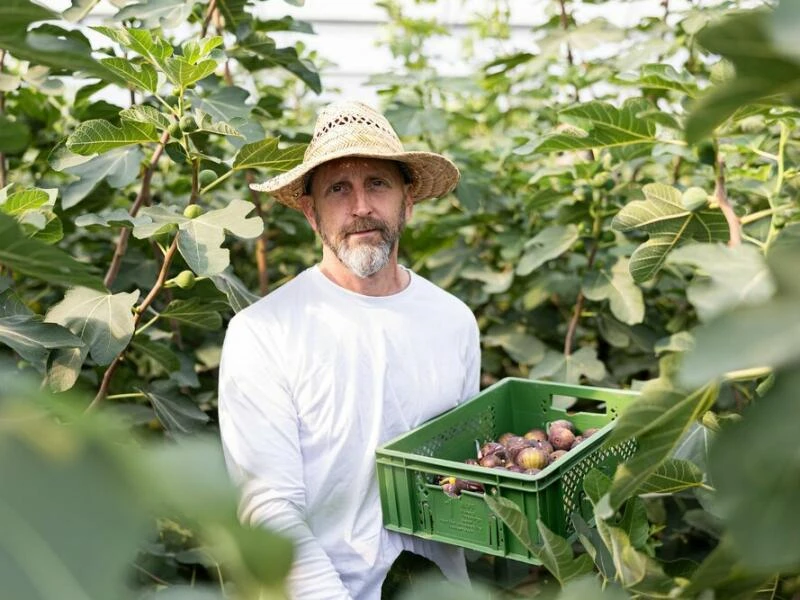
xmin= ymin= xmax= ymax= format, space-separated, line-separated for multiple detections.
xmin=218 ymin=265 xmax=481 ymax=599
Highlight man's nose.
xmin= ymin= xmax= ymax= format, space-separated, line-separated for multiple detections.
xmin=351 ymin=184 xmax=372 ymax=216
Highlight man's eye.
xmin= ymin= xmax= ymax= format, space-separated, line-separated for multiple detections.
xmin=331 ymin=183 xmax=345 ymax=193
xmin=370 ymin=179 xmax=388 ymax=188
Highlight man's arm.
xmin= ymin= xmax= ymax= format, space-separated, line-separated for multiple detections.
xmin=218 ymin=314 xmax=353 ymax=600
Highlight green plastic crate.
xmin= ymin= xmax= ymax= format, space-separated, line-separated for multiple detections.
xmin=376 ymin=378 xmax=638 ymax=564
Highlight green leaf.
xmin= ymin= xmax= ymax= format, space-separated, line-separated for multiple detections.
xmin=133 ymin=204 xmax=185 ymax=238
xmin=667 ymin=243 xmax=775 ymax=322
xmin=194 ymin=111 xmax=242 ymax=137
xmin=182 ymin=37 xmax=223 ymax=64
xmin=556 ymin=576 xmax=630 ymax=600
xmin=232 ymin=137 xmax=305 ymax=171
xmin=1 ymin=188 xmax=51 ymax=216
xmin=162 ymin=57 xmax=218 ymax=88
xmin=680 ymin=299 xmax=800 ymax=387
xmin=233 ymin=32 xmax=321 ymax=93
xmin=0 ymin=115 xmax=31 ymax=154
xmin=772 ymin=0 xmax=800 ymax=63
xmin=0 ymin=406 xmax=148 ymax=600
xmin=215 ymin=0 xmax=248 ymax=32
xmin=537 ymin=519 xmax=595 ymax=585
xmin=681 ymin=536 xmax=772 ymax=598
xmin=612 ymin=183 xmax=730 ymax=282
xmin=0 ymin=213 xmax=105 ymax=290
xmin=57 ymin=146 xmax=144 ymax=209
xmin=186 ymin=86 xmax=252 ymax=123
xmin=93 ymin=26 xmax=173 ymax=63
xmin=45 ymin=346 xmax=87 ymax=392
xmin=99 ymin=58 xmax=158 ymax=93
xmin=709 ymin=370 xmax=800 ymax=572
xmin=686 ymin=9 xmax=800 ymax=144
xmin=0 ymin=316 xmax=83 ymax=370
xmin=604 ymin=382 xmax=719 ymax=512
xmin=603 ymin=526 xmax=675 ymax=595
xmin=484 ymin=494 xmax=536 ymax=549
xmin=571 ymin=513 xmax=617 ymax=581
xmin=483 ymin=324 xmax=545 ymax=365
xmin=140 ymin=381 xmax=209 ymax=433
xmin=131 ymin=338 xmax=180 ymax=372
xmin=516 ymin=225 xmax=579 ymax=276
xmin=114 ymin=0 xmax=200 ymax=29
xmin=66 ymin=119 xmax=160 ymax=155
xmin=75 ymin=208 xmax=150 ymax=229
xmin=119 ymin=105 xmax=171 ymax=130
xmin=635 ymin=458 xmax=704 ymax=495
xmin=528 ymin=347 xmax=606 ymax=385
xmin=614 ymin=63 xmax=698 ymax=96
xmin=534 ymin=99 xmax=658 ymax=154
xmin=209 ymin=269 xmax=260 ymax=312
xmin=45 ymin=287 xmax=139 ymax=365
xmin=176 ymin=199 xmax=264 ymax=276
xmin=160 ymin=298 xmax=226 ymax=330
xmin=582 ymin=258 xmax=645 ymax=325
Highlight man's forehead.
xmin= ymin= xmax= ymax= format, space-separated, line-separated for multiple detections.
xmin=315 ymin=157 xmax=402 ymax=179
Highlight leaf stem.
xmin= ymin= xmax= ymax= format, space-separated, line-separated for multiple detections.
xmin=134 ymin=313 xmax=160 ymax=335
xmin=765 ymin=122 xmax=788 ymax=251
xmin=714 ymin=154 xmax=741 ymax=246
xmin=104 ymin=130 xmax=170 ymax=289
xmin=106 ymin=392 xmax=146 ymax=400
xmin=199 ymin=168 xmax=235 ymax=195
xmin=722 ymin=366 xmax=772 ymax=382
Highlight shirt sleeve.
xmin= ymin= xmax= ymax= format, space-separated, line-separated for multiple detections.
xmin=218 ymin=313 xmax=353 ymax=600
xmin=460 ymin=316 xmax=481 ymax=403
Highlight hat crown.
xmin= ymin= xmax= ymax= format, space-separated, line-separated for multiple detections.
xmin=305 ymin=101 xmax=404 ymax=162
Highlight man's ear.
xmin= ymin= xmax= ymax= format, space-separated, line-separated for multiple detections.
xmin=404 ymin=187 xmax=414 ymax=220
xmin=299 ymin=195 xmax=318 ymax=233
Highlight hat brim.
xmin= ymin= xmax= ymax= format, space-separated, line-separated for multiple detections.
xmin=249 ymin=146 xmax=460 ymax=210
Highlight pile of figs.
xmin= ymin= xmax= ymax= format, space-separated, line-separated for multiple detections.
xmin=439 ymin=419 xmax=599 ymax=497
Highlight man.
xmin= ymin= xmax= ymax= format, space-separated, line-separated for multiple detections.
xmin=218 ymin=100 xmax=481 ymax=599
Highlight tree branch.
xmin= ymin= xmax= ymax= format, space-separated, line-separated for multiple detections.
xmin=0 ymin=50 xmax=7 ymax=188
xmin=201 ymin=0 xmax=218 ymax=38
xmin=89 ymin=236 xmax=181 ymax=411
xmin=104 ymin=131 xmax=169 ymax=289
xmin=714 ymin=155 xmax=741 ymax=247
xmin=564 ymin=242 xmax=598 ymax=357
xmin=246 ymin=171 xmax=269 ymax=295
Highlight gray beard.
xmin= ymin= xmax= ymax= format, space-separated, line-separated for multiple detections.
xmin=315 ymin=208 xmax=406 ymax=279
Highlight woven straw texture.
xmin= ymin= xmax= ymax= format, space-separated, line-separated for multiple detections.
xmin=250 ymin=101 xmax=460 ymax=209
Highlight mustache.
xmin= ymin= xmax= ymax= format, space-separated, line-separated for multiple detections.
xmin=343 ymin=217 xmax=389 ymax=236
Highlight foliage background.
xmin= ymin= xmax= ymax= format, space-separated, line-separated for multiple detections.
xmin=1 ymin=0 xmax=799 ymax=598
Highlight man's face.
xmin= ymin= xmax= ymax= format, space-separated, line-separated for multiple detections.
xmin=300 ymin=157 xmax=413 ymax=278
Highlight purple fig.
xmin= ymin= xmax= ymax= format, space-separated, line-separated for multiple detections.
xmin=549 ymin=450 xmax=568 ymax=463
xmin=549 ymin=428 xmax=575 ymax=451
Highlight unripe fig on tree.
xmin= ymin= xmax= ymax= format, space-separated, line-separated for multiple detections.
xmin=183 ymin=205 xmax=203 ymax=219
xmin=174 ymin=270 xmax=196 ymax=289
xmin=199 ymin=169 xmax=217 ymax=187
xmin=168 ymin=122 xmax=182 ymax=138
xmin=180 ymin=115 xmax=198 ymax=133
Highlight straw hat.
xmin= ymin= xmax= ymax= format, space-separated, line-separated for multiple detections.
xmin=249 ymin=100 xmax=460 ymax=209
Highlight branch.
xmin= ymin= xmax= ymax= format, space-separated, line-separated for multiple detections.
xmin=201 ymin=0 xmax=218 ymax=38
xmin=246 ymin=171 xmax=269 ymax=295
xmin=558 ymin=0 xmax=574 ymax=66
xmin=714 ymin=155 xmax=741 ymax=247
xmin=104 ymin=131 xmax=169 ymax=289
xmin=0 ymin=50 xmax=7 ymax=188
xmin=564 ymin=241 xmax=599 ymax=356
xmin=88 ymin=236 xmax=181 ymax=411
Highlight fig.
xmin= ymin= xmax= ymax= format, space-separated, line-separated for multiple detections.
xmin=549 ymin=419 xmax=574 ymax=432
xmin=583 ymin=428 xmax=599 ymax=438
xmin=183 ymin=204 xmax=204 ymax=219
xmin=464 ymin=458 xmax=479 ymax=466
xmin=549 ymin=427 xmax=575 ymax=451
xmin=506 ymin=465 xmax=524 ymax=473
xmin=498 ymin=432 xmax=519 ymax=446
xmin=479 ymin=441 xmax=505 ymax=460
xmin=570 ymin=436 xmax=585 ymax=449
xmin=168 ymin=121 xmax=182 ymax=138
xmin=549 ymin=450 xmax=568 ymax=464
xmin=174 ymin=270 xmax=196 ymax=289
xmin=523 ymin=428 xmax=547 ymax=443
xmin=515 ymin=447 xmax=549 ymax=470
xmin=536 ymin=440 xmax=554 ymax=455
xmin=199 ymin=169 xmax=217 ymax=187
xmin=180 ymin=115 xmax=198 ymax=133
xmin=442 ymin=482 xmax=461 ymax=498
xmin=479 ymin=454 xmax=503 ymax=468
xmin=505 ymin=438 xmax=530 ymax=461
